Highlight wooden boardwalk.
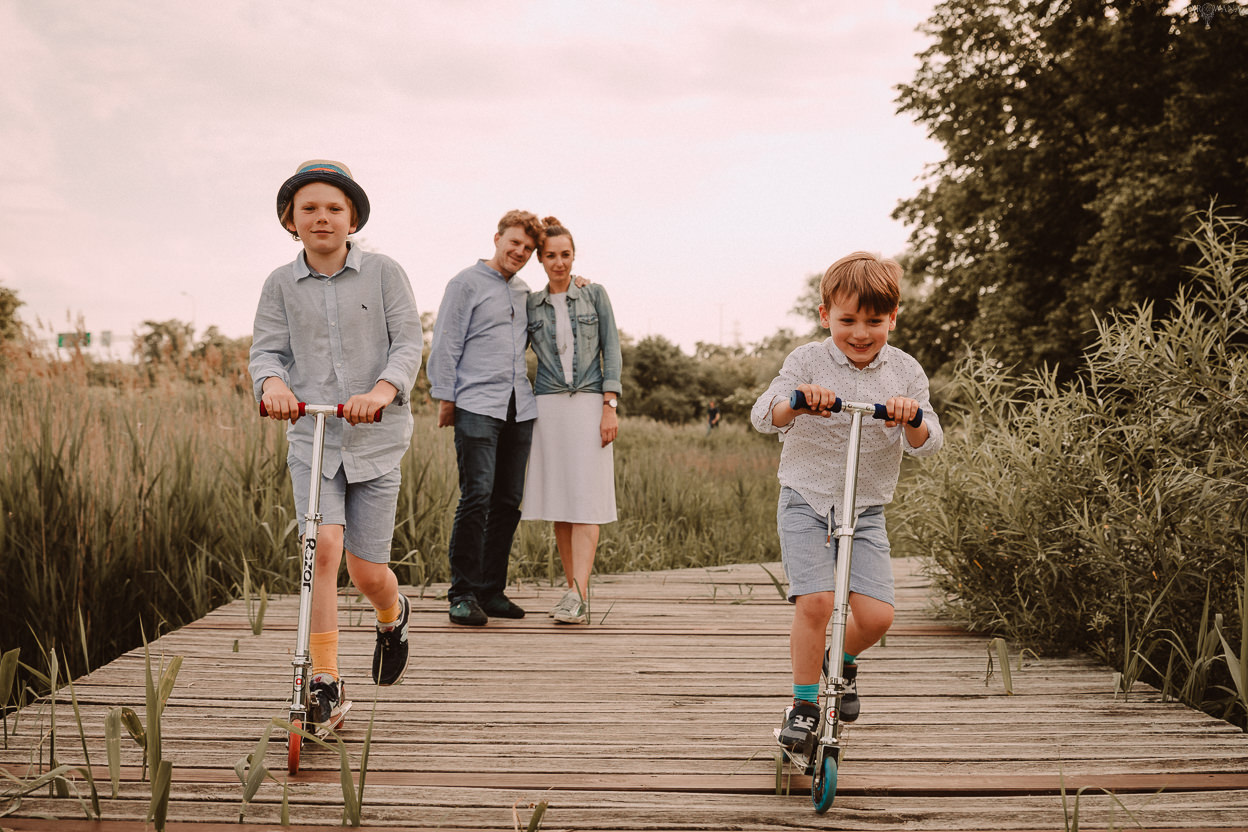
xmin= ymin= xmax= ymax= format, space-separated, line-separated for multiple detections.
xmin=3 ymin=558 xmax=1247 ymax=831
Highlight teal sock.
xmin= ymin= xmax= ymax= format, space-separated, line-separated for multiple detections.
xmin=843 ymin=652 xmax=857 ymax=665
xmin=793 ymin=683 xmax=819 ymax=704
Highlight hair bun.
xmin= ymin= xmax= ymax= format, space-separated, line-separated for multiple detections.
xmin=541 ymin=216 xmax=562 ymax=228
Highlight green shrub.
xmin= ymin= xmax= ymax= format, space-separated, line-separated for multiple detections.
xmin=894 ymin=208 xmax=1248 ymax=724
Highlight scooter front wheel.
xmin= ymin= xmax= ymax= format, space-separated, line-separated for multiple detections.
xmin=287 ymin=720 xmax=303 ymax=775
xmin=811 ymin=754 xmax=837 ymax=813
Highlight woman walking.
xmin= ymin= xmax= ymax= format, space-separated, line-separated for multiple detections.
xmin=521 ymin=217 xmax=622 ymax=624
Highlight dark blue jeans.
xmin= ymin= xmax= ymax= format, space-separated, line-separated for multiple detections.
xmin=448 ymin=402 xmax=534 ymax=604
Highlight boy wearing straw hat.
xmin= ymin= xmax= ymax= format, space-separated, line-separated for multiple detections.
xmin=249 ymin=160 xmax=423 ymax=734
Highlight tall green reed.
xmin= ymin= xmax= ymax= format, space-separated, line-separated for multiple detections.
xmin=0 ymin=375 xmax=783 ymax=695
xmin=0 ymin=382 xmax=294 ymax=692
xmin=894 ymin=207 xmax=1248 ymax=726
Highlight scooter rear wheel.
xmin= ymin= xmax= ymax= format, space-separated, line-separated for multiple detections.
xmin=812 ymin=754 xmax=837 ymax=813
xmin=287 ymin=720 xmax=303 ymax=775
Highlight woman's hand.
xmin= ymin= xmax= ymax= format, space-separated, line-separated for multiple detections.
xmin=601 ymin=400 xmax=618 ymax=446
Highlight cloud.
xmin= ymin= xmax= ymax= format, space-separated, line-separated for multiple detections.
xmin=2 ymin=0 xmax=941 ymax=352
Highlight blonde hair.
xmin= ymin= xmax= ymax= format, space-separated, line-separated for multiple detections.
xmin=497 ymin=210 xmax=545 ymax=244
xmin=539 ymin=215 xmax=575 ymax=253
xmin=820 ymin=251 xmax=902 ymax=316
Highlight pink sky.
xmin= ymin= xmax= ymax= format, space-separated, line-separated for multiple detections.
xmin=1 ymin=0 xmax=941 ymax=356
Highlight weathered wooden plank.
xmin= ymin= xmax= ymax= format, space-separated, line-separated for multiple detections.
xmin=4 ymin=558 xmax=1247 ymax=831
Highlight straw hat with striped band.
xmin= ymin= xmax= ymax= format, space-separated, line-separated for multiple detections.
xmin=276 ymin=159 xmax=371 ymax=232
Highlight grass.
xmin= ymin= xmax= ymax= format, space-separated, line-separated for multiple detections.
xmin=0 ymin=374 xmax=781 ymax=694
xmin=892 ymin=207 xmax=1248 ymax=728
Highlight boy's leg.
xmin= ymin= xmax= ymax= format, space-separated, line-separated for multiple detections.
xmin=780 ymin=591 xmax=834 ymax=752
xmin=346 ymin=553 xmax=409 ymax=685
xmin=342 ymin=467 xmax=409 ymax=685
xmin=308 ymin=524 xmax=348 ymax=729
xmin=845 ymin=592 xmax=895 ymax=657
xmin=310 ymin=524 xmax=346 ymax=636
xmin=449 ymin=408 xmax=503 ymax=620
xmin=478 ymin=404 xmax=534 ymax=615
xmin=791 ymin=591 xmax=835 ymax=685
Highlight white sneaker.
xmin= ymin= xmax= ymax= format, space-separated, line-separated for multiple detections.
xmin=549 ymin=587 xmax=577 ymax=617
xmin=551 ymin=587 xmax=588 ymax=624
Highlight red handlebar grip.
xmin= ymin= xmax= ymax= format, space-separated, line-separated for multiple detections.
xmin=259 ymin=401 xmax=308 ymax=418
xmin=334 ymin=404 xmax=384 ymax=422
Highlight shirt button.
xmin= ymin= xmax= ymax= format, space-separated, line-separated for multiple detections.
xmin=331 ymin=322 xmax=336 ymax=327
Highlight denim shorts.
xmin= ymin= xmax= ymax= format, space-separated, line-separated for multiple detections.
xmin=777 ymin=486 xmax=894 ymax=605
xmin=288 ymin=457 xmax=401 ymax=564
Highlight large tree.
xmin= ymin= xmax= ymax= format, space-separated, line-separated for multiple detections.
xmin=892 ymin=0 xmax=1248 ymax=377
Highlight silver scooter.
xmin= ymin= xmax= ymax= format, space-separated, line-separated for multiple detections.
xmin=260 ymin=401 xmax=381 ymax=774
xmin=778 ymin=389 xmax=922 ymax=812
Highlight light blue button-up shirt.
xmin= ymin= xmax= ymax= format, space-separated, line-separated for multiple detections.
xmin=249 ymin=244 xmax=423 ymax=481
xmin=428 ymin=260 xmax=537 ymax=422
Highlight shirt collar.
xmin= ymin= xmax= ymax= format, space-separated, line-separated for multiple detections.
xmin=533 ymin=280 xmax=581 ymax=306
xmin=825 ymin=339 xmax=891 ymax=370
xmin=476 ymin=259 xmax=507 ymax=280
xmin=293 ymin=242 xmax=361 ymax=281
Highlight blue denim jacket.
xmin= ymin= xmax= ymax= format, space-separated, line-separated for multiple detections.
xmin=526 ymin=282 xmax=622 ymax=396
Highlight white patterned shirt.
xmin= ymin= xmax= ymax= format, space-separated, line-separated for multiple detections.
xmin=750 ymin=341 xmax=943 ymax=518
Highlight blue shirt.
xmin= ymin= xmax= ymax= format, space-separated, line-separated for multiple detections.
xmin=527 ymin=282 xmax=623 ymax=396
xmin=249 ymin=244 xmax=423 ymax=481
xmin=427 ymin=260 xmax=537 ymax=422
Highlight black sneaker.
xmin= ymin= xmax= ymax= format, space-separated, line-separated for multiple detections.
xmin=481 ymin=593 xmax=526 ymax=619
xmin=309 ymin=675 xmax=347 ymax=735
xmin=373 ymin=593 xmax=410 ymax=685
xmin=777 ymin=700 xmax=820 ymax=754
xmin=448 ymin=598 xmax=488 ymax=626
xmin=839 ymin=662 xmax=860 ymax=722
xmin=822 ymin=651 xmax=861 ymax=723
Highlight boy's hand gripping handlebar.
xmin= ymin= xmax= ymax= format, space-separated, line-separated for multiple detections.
xmin=259 ymin=402 xmax=384 ymax=422
xmin=789 ymin=389 xmax=922 ymax=429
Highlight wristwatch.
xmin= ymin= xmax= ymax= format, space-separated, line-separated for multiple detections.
xmin=604 ymin=399 xmax=618 ymax=409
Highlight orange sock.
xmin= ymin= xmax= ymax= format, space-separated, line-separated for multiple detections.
xmin=310 ymin=630 xmax=339 ymax=680
xmin=375 ymin=596 xmax=402 ymax=625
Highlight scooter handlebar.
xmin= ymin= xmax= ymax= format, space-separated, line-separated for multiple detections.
xmin=259 ymin=402 xmax=383 ymax=423
xmin=789 ymin=388 xmax=922 ymax=429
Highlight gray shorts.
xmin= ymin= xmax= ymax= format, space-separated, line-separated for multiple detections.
xmin=777 ymin=486 xmax=895 ymax=605
xmin=288 ymin=457 xmax=401 ymax=564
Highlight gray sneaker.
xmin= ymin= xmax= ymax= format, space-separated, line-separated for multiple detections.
xmin=552 ymin=587 xmax=588 ymax=624
xmin=549 ymin=588 xmax=578 ymax=618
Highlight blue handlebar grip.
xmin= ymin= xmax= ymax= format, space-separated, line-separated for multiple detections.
xmin=789 ymin=389 xmax=844 ymax=413
xmin=872 ymin=404 xmax=923 ymax=428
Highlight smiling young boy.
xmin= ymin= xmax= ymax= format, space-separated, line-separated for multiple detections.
xmin=249 ymin=160 xmax=424 ymax=735
xmin=751 ymin=251 xmax=943 ymax=754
